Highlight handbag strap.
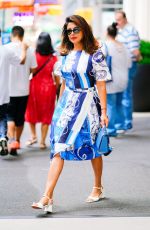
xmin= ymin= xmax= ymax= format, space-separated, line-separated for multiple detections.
xmin=33 ymin=55 xmax=53 ymax=77
xmin=103 ymin=42 xmax=109 ymax=57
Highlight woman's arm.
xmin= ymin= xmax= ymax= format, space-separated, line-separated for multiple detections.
xmin=96 ymin=80 xmax=109 ymax=127
xmin=54 ymin=75 xmax=61 ymax=90
xmin=54 ymin=75 xmax=61 ymax=100
xmin=30 ymin=67 xmax=37 ymax=74
xmin=57 ymin=78 xmax=66 ymax=99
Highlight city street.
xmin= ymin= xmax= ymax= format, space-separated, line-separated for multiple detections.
xmin=0 ymin=113 xmax=150 ymax=219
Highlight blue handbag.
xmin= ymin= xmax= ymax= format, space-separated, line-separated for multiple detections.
xmin=96 ymin=126 xmax=112 ymax=156
xmin=106 ymin=55 xmax=112 ymax=74
xmin=104 ymin=43 xmax=112 ymax=82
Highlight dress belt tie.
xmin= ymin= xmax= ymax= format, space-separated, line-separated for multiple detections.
xmin=67 ymin=87 xmax=94 ymax=93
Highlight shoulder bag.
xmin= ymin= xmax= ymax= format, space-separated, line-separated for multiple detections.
xmin=33 ymin=55 xmax=53 ymax=77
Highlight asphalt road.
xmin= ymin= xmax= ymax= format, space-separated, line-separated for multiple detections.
xmin=0 ymin=113 xmax=150 ymax=218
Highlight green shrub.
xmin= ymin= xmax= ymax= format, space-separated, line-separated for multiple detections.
xmin=139 ymin=40 xmax=150 ymax=64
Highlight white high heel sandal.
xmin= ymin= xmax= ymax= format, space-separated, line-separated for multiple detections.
xmin=86 ymin=186 xmax=105 ymax=203
xmin=31 ymin=195 xmax=53 ymax=213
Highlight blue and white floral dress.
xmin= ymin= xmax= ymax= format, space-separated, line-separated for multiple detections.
xmin=50 ymin=49 xmax=111 ymax=161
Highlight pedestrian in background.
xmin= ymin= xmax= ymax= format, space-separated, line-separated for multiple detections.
xmin=31 ymin=15 xmax=111 ymax=213
xmin=115 ymin=10 xmax=142 ymax=131
xmin=6 ymin=26 xmax=37 ymax=156
xmin=25 ymin=32 xmax=59 ymax=149
xmin=103 ymin=22 xmax=130 ymax=137
xmin=0 ymin=28 xmax=28 ymax=156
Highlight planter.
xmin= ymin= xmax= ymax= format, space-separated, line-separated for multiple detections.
xmin=133 ymin=64 xmax=150 ymax=112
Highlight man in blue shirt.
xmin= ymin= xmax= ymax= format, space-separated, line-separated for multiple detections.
xmin=115 ymin=10 xmax=142 ymax=131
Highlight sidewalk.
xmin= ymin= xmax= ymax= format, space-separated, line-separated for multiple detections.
xmin=0 ymin=113 xmax=150 ymax=227
xmin=0 ymin=217 xmax=150 ymax=230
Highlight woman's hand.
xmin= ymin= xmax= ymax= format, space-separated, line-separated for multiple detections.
xmin=100 ymin=113 xmax=109 ymax=127
xmin=96 ymin=81 xmax=108 ymax=127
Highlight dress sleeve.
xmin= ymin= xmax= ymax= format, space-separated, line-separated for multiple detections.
xmin=92 ymin=48 xmax=112 ymax=82
xmin=53 ymin=56 xmax=63 ymax=78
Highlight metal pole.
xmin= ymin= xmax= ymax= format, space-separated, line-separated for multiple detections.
xmin=2 ymin=9 xmax=5 ymax=32
xmin=91 ymin=0 xmax=102 ymax=38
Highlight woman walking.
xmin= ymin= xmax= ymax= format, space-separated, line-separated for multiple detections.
xmin=25 ymin=32 xmax=59 ymax=149
xmin=103 ymin=23 xmax=130 ymax=136
xmin=32 ymin=15 xmax=111 ymax=212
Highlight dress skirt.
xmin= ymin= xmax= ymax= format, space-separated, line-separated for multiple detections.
xmin=50 ymin=87 xmax=103 ymax=160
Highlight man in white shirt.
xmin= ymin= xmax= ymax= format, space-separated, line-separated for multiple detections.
xmin=6 ymin=26 xmax=37 ymax=156
xmin=0 ymin=28 xmax=28 ymax=156
xmin=115 ymin=10 xmax=141 ymax=131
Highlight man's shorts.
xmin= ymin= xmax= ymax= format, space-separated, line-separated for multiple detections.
xmin=0 ymin=104 xmax=8 ymax=121
xmin=7 ymin=96 xmax=28 ymax=126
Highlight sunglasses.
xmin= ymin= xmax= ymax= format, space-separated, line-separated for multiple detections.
xmin=66 ymin=27 xmax=81 ymax=36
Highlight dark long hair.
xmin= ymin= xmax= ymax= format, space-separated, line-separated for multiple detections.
xmin=36 ymin=32 xmax=54 ymax=55
xmin=60 ymin=15 xmax=99 ymax=55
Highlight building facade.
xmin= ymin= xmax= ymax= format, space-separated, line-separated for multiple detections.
xmin=123 ymin=0 xmax=150 ymax=40
xmin=62 ymin=0 xmax=150 ymax=40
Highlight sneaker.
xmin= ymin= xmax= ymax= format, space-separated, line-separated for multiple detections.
xmin=9 ymin=141 xmax=20 ymax=150
xmin=116 ymin=129 xmax=126 ymax=135
xmin=9 ymin=148 xmax=18 ymax=156
xmin=0 ymin=138 xmax=8 ymax=156
xmin=8 ymin=141 xmax=20 ymax=156
xmin=125 ymin=123 xmax=133 ymax=130
xmin=108 ymin=132 xmax=118 ymax=137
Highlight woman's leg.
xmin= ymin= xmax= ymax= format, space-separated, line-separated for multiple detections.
xmin=37 ymin=154 xmax=64 ymax=205
xmin=29 ymin=123 xmax=36 ymax=139
xmin=89 ymin=156 xmax=103 ymax=197
xmin=26 ymin=123 xmax=37 ymax=146
xmin=40 ymin=123 xmax=49 ymax=147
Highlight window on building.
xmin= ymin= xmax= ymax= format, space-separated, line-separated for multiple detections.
xmin=101 ymin=0 xmax=123 ymax=38
xmin=102 ymin=0 xmax=123 ymax=12
xmin=103 ymin=0 xmax=123 ymax=4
